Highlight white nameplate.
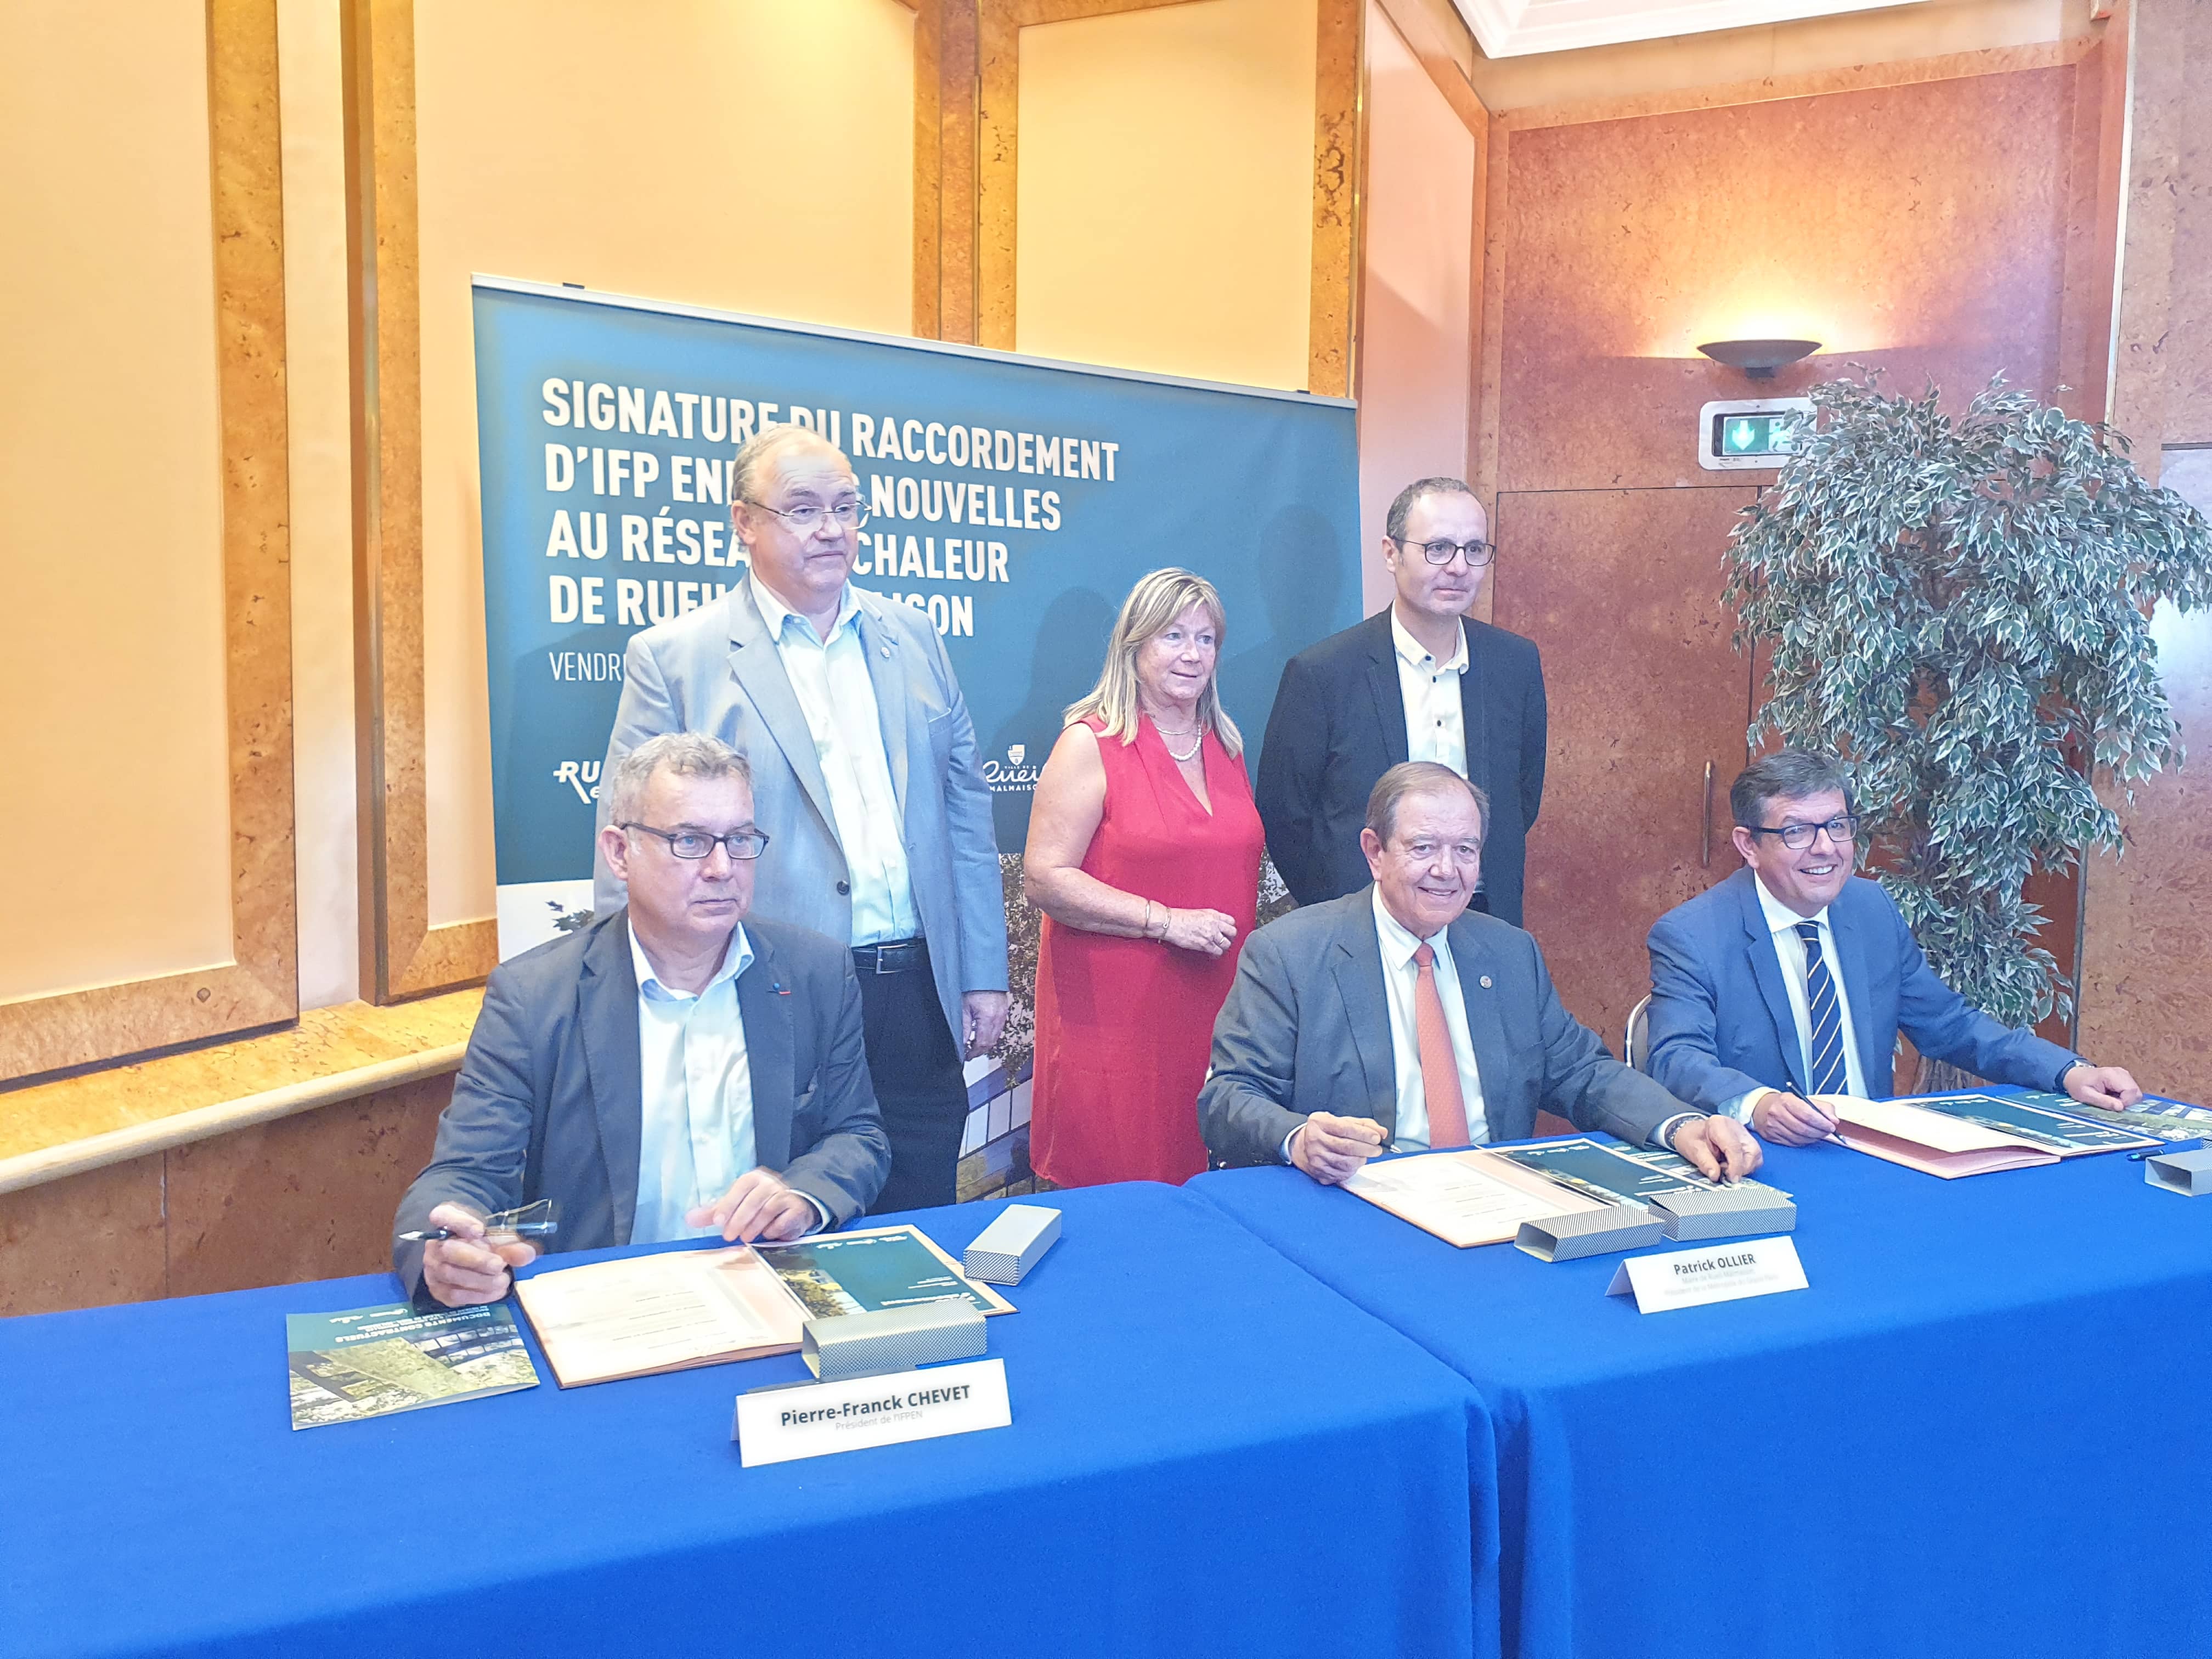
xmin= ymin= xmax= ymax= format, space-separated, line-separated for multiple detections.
xmin=1604 ymin=1235 xmax=1807 ymax=1314
xmin=733 ymin=1358 xmax=1011 ymax=1467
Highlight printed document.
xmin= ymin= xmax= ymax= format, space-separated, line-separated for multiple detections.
xmin=1343 ymin=1149 xmax=1607 ymax=1247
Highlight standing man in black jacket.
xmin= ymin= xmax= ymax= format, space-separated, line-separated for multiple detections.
xmin=1256 ymin=476 xmax=1547 ymax=926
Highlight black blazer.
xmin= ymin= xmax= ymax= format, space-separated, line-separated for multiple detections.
xmin=391 ymin=910 xmax=890 ymax=1300
xmin=1255 ymin=611 xmax=1547 ymax=924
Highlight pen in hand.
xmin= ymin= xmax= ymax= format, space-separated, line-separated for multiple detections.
xmin=397 ymin=1220 xmax=558 ymax=1244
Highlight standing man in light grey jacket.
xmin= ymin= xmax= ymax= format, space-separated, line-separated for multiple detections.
xmin=595 ymin=425 xmax=1008 ymax=1212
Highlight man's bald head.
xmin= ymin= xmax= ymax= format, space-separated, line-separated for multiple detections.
xmin=732 ymin=425 xmax=849 ymax=506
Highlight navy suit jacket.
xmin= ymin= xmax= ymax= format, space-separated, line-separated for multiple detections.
xmin=392 ymin=910 xmax=889 ymax=1300
xmin=1254 ymin=611 xmax=1546 ymax=925
xmin=1645 ymin=867 xmax=2076 ymax=1111
xmin=1199 ymin=889 xmax=1687 ymax=1167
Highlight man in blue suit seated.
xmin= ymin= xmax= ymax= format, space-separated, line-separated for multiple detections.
xmin=394 ymin=733 xmax=890 ymax=1308
xmin=1200 ymin=762 xmax=1760 ymax=1186
xmin=1646 ymin=749 xmax=2143 ymax=1146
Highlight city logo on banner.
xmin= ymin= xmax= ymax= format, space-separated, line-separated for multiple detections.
xmin=984 ymin=743 xmax=1042 ymax=796
xmin=555 ymin=760 xmax=603 ymax=805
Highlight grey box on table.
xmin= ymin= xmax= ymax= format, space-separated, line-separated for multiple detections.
xmin=963 ymin=1204 xmax=1062 ymax=1284
xmin=1515 ymin=1207 xmax=1669 ymax=1262
xmin=801 ymin=1300 xmax=986 ymax=1383
xmin=1646 ymin=1186 xmax=1798 ymax=1241
xmin=2144 ymin=1148 xmax=2212 ymax=1197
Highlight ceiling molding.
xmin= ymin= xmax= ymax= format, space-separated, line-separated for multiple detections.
xmin=1453 ymin=0 xmax=1923 ymax=59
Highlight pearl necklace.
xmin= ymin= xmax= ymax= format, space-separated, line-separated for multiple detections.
xmin=1147 ymin=712 xmax=1204 ymax=762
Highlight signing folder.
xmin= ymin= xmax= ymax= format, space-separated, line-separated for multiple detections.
xmin=1341 ymin=1148 xmax=1611 ymax=1247
xmin=1818 ymin=1092 xmax=2157 ymax=1178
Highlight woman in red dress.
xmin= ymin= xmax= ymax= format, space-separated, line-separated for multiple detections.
xmin=1023 ymin=569 xmax=1267 ymax=1187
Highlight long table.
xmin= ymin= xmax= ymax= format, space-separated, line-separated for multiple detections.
xmin=1193 ymin=1135 xmax=2212 ymax=1659
xmin=0 ymin=1182 xmax=1483 ymax=1659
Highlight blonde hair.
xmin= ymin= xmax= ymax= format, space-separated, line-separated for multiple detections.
xmin=1064 ymin=568 xmax=1243 ymax=755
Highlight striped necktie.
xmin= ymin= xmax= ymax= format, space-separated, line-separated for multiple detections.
xmin=1795 ymin=921 xmax=1850 ymax=1097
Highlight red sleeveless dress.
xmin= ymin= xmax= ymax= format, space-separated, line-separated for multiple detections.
xmin=1030 ymin=716 xmax=1265 ymax=1187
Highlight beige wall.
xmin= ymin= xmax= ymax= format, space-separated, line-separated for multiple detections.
xmin=1357 ymin=0 xmax=1479 ymax=612
xmin=0 ymin=3 xmax=235 ymax=1006
xmin=1014 ymin=0 xmax=1319 ymax=391
xmin=279 ymin=0 xmax=362 ymax=1011
xmin=409 ymin=0 xmax=918 ymax=929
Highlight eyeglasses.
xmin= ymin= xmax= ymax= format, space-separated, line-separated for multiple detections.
xmin=1746 ymin=815 xmax=1859 ymax=851
xmin=1392 ymin=537 xmax=1497 ymax=567
xmin=622 ymin=822 xmax=771 ymax=861
xmin=741 ymin=498 xmax=871 ymax=533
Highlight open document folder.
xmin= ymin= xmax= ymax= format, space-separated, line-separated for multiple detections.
xmin=1341 ymin=1148 xmax=1613 ymax=1246
xmin=513 ymin=1226 xmax=1013 ymax=1387
xmin=1815 ymin=1092 xmax=2159 ymax=1178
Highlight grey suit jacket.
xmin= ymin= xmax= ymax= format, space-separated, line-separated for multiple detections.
xmin=1199 ymin=889 xmax=1691 ymax=1166
xmin=391 ymin=910 xmax=890 ymax=1300
xmin=593 ymin=579 xmax=1008 ymax=1042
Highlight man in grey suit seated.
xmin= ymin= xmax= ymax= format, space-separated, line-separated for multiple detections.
xmin=395 ymin=733 xmax=889 ymax=1309
xmin=594 ymin=425 xmax=1007 ymax=1214
xmin=1200 ymin=762 xmax=1760 ymax=1185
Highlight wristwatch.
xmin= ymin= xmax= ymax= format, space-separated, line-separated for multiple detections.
xmin=2052 ymin=1057 xmax=2087 ymax=1092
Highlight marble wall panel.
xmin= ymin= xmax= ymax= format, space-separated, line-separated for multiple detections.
xmin=166 ymin=1073 xmax=450 ymax=1298
xmin=1493 ymin=485 xmax=1758 ymax=1047
xmin=2078 ymin=450 xmax=2212 ymax=1104
xmin=1496 ymin=67 xmax=2078 ymax=495
xmin=0 ymin=1160 xmax=168 ymax=1318
xmin=2159 ymin=2 xmax=2212 ymax=443
xmin=0 ymin=1074 xmax=455 ymax=1319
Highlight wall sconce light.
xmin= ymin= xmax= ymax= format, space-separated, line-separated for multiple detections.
xmin=1697 ymin=338 xmax=1821 ymax=380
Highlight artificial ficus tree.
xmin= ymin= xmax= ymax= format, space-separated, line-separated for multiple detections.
xmin=1723 ymin=374 xmax=2212 ymax=1067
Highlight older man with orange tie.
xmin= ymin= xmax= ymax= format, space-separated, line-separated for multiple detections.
xmin=1199 ymin=762 xmax=1757 ymax=1185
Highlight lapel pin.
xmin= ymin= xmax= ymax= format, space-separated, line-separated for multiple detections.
xmin=1479 ymin=975 xmax=1493 ymax=989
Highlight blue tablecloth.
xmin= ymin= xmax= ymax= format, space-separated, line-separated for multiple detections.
xmin=1 ymin=1182 xmax=1482 ymax=1659
xmin=1193 ymin=1137 xmax=2212 ymax=1659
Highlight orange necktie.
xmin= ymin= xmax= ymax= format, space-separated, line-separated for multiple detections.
xmin=1413 ymin=944 xmax=1471 ymax=1149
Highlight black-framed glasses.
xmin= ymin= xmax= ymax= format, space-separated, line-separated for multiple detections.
xmin=1747 ymin=815 xmax=1858 ymax=851
xmin=1392 ymin=536 xmax=1496 ymax=567
xmin=621 ymin=822 xmax=771 ymax=861
xmin=741 ymin=497 xmax=871 ymax=533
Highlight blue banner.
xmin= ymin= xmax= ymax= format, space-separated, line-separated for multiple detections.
xmin=473 ymin=278 xmax=1361 ymax=957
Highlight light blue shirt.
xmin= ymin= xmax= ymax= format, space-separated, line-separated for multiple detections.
xmin=1722 ymin=873 xmax=1870 ymax=1120
xmin=629 ymin=925 xmax=759 ymax=1245
xmin=749 ymin=574 xmax=919 ymax=947
xmin=1370 ymin=886 xmax=1488 ymax=1151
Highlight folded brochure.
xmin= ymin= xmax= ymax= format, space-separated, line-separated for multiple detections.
xmin=512 ymin=1223 xmax=1013 ymax=1388
xmin=1492 ymin=1137 xmax=1791 ymax=1209
xmin=287 ymin=1301 xmax=539 ymax=1429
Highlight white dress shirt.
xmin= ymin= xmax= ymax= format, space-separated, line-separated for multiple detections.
xmin=630 ymin=925 xmax=760 ymax=1245
xmin=1391 ymin=608 xmax=1469 ymax=777
xmin=1723 ymin=874 xmax=1871 ymax=1121
xmin=750 ymin=574 xmax=919 ymax=947
xmin=1371 ymin=887 xmax=1489 ymax=1152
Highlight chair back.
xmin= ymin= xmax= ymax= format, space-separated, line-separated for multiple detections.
xmin=1624 ymin=994 xmax=1652 ymax=1074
